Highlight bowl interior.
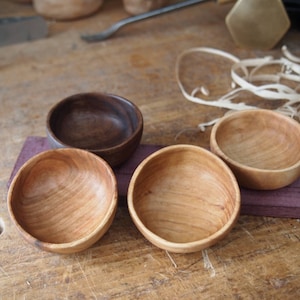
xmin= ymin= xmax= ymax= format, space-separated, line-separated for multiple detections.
xmin=48 ymin=93 xmax=141 ymax=150
xmin=129 ymin=146 xmax=240 ymax=245
xmin=213 ymin=110 xmax=300 ymax=170
xmin=8 ymin=149 xmax=117 ymax=244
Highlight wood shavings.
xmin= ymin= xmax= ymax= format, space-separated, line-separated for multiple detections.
xmin=282 ymin=45 xmax=300 ymax=63
xmin=175 ymin=47 xmax=256 ymax=111
xmin=165 ymin=250 xmax=177 ymax=268
xmin=202 ymin=249 xmax=216 ymax=278
xmin=176 ymin=46 xmax=300 ymax=130
xmin=26 ymin=280 xmax=32 ymax=288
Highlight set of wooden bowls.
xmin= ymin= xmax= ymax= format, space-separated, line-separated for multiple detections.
xmin=8 ymin=92 xmax=143 ymax=254
xmin=7 ymin=93 xmax=300 ymax=254
xmin=127 ymin=109 xmax=300 ymax=253
xmin=13 ymin=0 xmax=167 ymax=20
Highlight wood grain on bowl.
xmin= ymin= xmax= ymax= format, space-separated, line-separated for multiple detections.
xmin=210 ymin=109 xmax=300 ymax=190
xmin=122 ymin=0 xmax=168 ymax=15
xmin=33 ymin=0 xmax=103 ymax=20
xmin=46 ymin=93 xmax=143 ymax=167
xmin=128 ymin=145 xmax=240 ymax=253
xmin=7 ymin=148 xmax=118 ymax=254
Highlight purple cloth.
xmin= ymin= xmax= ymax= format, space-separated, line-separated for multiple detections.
xmin=7 ymin=136 xmax=300 ymax=218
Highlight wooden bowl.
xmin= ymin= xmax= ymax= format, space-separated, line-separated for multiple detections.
xmin=127 ymin=145 xmax=240 ymax=253
xmin=122 ymin=0 xmax=168 ymax=15
xmin=7 ymin=148 xmax=118 ymax=254
xmin=33 ymin=0 xmax=103 ymax=20
xmin=210 ymin=109 xmax=300 ymax=190
xmin=46 ymin=92 xmax=143 ymax=167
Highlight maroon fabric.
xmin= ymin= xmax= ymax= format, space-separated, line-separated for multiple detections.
xmin=7 ymin=136 xmax=300 ymax=218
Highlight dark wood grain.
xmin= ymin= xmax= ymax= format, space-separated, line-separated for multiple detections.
xmin=46 ymin=92 xmax=143 ymax=167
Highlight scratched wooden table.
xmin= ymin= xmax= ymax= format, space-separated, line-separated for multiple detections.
xmin=1 ymin=0 xmax=300 ymax=299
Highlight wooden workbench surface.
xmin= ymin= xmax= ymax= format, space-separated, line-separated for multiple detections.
xmin=1 ymin=0 xmax=299 ymax=298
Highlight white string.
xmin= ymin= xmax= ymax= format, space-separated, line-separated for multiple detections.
xmin=175 ymin=46 xmax=300 ymax=132
xmin=282 ymin=45 xmax=300 ymax=63
xmin=175 ymin=47 xmax=256 ymax=111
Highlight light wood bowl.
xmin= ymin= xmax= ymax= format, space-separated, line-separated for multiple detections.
xmin=127 ymin=145 xmax=240 ymax=253
xmin=210 ymin=109 xmax=300 ymax=190
xmin=123 ymin=0 xmax=168 ymax=15
xmin=33 ymin=0 xmax=103 ymax=20
xmin=7 ymin=148 xmax=118 ymax=254
xmin=46 ymin=92 xmax=143 ymax=167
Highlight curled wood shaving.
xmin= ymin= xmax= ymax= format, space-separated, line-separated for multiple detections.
xmin=175 ymin=46 xmax=300 ymax=131
xmin=165 ymin=250 xmax=177 ymax=268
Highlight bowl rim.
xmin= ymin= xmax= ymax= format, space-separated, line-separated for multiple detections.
xmin=210 ymin=109 xmax=300 ymax=173
xmin=7 ymin=148 xmax=118 ymax=253
xmin=46 ymin=92 xmax=144 ymax=153
xmin=127 ymin=144 xmax=241 ymax=253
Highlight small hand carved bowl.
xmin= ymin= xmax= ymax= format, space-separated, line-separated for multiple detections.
xmin=33 ymin=0 xmax=104 ymax=21
xmin=46 ymin=92 xmax=143 ymax=167
xmin=127 ymin=145 xmax=240 ymax=253
xmin=210 ymin=109 xmax=300 ymax=190
xmin=7 ymin=148 xmax=118 ymax=254
xmin=122 ymin=0 xmax=168 ymax=15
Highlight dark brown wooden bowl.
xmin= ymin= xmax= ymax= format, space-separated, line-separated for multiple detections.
xmin=46 ymin=92 xmax=143 ymax=167
xmin=7 ymin=148 xmax=118 ymax=254
xmin=210 ymin=109 xmax=300 ymax=190
xmin=127 ymin=145 xmax=240 ymax=253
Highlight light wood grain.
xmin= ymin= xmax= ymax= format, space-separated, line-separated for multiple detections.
xmin=1 ymin=0 xmax=300 ymax=299
xmin=7 ymin=148 xmax=118 ymax=253
xmin=210 ymin=109 xmax=300 ymax=189
xmin=122 ymin=0 xmax=168 ymax=15
xmin=33 ymin=0 xmax=104 ymax=20
xmin=128 ymin=145 xmax=240 ymax=253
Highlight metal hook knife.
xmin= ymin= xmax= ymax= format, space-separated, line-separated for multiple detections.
xmin=81 ymin=0 xmax=218 ymax=42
